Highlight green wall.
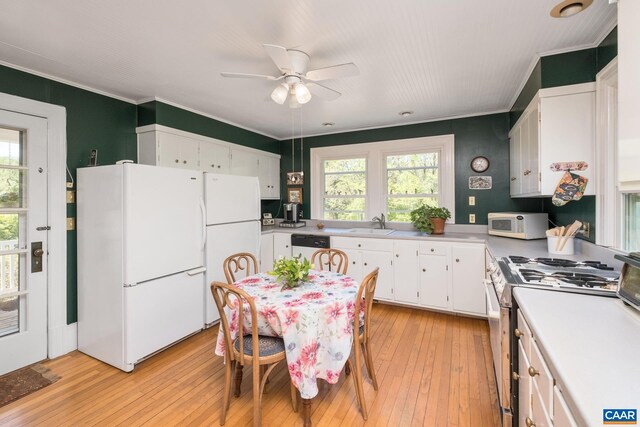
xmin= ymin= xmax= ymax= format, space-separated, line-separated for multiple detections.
xmin=0 ymin=64 xmax=138 ymax=323
xmin=281 ymin=113 xmax=542 ymax=225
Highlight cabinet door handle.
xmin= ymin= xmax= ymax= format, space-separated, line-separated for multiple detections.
xmin=455 ymin=258 xmax=460 ymax=262
xmin=396 ymin=254 xmax=399 ymax=258
xmin=364 ymin=262 xmax=368 ymax=266
xmin=510 ymin=177 xmax=516 ymax=181
xmin=528 ymin=366 xmax=539 ymax=377
xmin=175 ymin=159 xmax=179 ymax=163
xmin=217 ymin=165 xmax=221 ymax=168
xmin=352 ymin=261 xmax=356 ymax=265
xmin=512 ymin=372 xmax=520 ymax=381
xmin=358 ymin=244 xmax=361 ymax=248
xmin=422 ymin=268 xmax=426 ymax=272
xmin=211 ymin=164 xmax=215 ymax=168
xmin=525 ymin=417 xmax=535 ymax=427
xmin=514 ymin=328 xmax=522 ymax=338
xmin=183 ymin=160 xmax=187 ymax=164
xmin=523 ymin=170 xmax=531 ymax=176
xmin=430 ymin=248 xmax=434 ymax=252
xmin=285 ymin=245 xmax=289 ymax=248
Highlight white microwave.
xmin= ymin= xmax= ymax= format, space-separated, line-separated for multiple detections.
xmin=487 ymin=212 xmax=549 ymax=240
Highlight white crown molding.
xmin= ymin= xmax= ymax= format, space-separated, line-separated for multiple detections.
xmin=298 ymin=109 xmax=510 ymax=140
xmin=508 ymin=16 xmax=617 ymax=113
xmin=139 ymin=97 xmax=281 ymax=141
xmin=0 ymin=59 xmax=138 ymax=104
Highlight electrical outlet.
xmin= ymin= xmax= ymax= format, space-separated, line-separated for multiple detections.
xmin=66 ymin=218 xmax=75 ymax=231
xmin=579 ymin=221 xmax=590 ymax=239
xmin=66 ymin=190 xmax=75 ymax=203
xmin=469 ymin=196 xmax=476 ymax=206
xmin=469 ymin=214 xmax=476 ymax=224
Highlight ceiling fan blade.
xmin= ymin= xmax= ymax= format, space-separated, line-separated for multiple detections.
xmin=263 ymin=44 xmax=293 ymax=73
xmin=305 ymin=63 xmax=359 ymax=82
xmin=220 ymin=72 xmax=281 ymax=80
xmin=306 ymin=82 xmax=341 ymax=101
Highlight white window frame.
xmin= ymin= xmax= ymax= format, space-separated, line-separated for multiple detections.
xmin=318 ymin=153 xmax=369 ymax=221
xmin=311 ymin=135 xmax=455 ymax=223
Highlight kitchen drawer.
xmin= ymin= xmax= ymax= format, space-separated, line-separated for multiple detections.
xmin=530 ymin=340 xmax=554 ymax=413
xmin=517 ymin=309 xmax=533 ymax=359
xmin=419 ymin=241 xmax=451 ymax=256
xmin=553 ymin=386 xmax=578 ymax=427
xmin=531 ymin=381 xmax=553 ymax=427
xmin=331 ymin=236 xmax=393 ymax=252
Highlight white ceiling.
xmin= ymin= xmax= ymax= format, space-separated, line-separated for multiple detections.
xmin=0 ymin=1 xmax=616 ymax=139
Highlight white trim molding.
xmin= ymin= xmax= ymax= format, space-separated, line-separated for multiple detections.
xmin=310 ymin=135 xmax=456 ymax=224
xmin=0 ymin=92 xmax=71 ymax=358
xmin=595 ymin=57 xmax=620 ymax=247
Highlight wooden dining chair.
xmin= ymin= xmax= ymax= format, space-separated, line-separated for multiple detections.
xmin=345 ymin=267 xmax=380 ymax=421
xmin=223 ymin=252 xmax=259 ymax=284
xmin=310 ymin=248 xmax=349 ymax=274
xmin=211 ymin=281 xmax=297 ymax=426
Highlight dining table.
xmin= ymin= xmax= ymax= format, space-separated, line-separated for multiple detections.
xmin=214 ymin=269 xmax=362 ymax=426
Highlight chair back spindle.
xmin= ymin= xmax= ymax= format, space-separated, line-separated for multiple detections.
xmin=311 ymin=249 xmax=349 ymax=274
xmin=223 ymin=252 xmax=259 ymax=284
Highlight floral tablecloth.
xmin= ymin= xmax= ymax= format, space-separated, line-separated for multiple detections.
xmin=214 ymin=270 xmax=361 ymax=399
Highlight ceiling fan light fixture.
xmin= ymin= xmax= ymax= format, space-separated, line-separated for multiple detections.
xmin=294 ymin=82 xmax=312 ymax=104
xmin=550 ymin=0 xmax=592 ymax=18
xmin=270 ymin=83 xmax=289 ymax=104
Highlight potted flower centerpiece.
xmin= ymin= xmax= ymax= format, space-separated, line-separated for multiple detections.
xmin=410 ymin=204 xmax=452 ymax=235
xmin=270 ymin=254 xmax=312 ymax=289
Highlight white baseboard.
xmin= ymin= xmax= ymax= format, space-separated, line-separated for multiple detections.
xmin=48 ymin=322 xmax=77 ymax=359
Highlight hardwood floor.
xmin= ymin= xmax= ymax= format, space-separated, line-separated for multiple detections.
xmin=0 ymin=304 xmax=500 ymax=426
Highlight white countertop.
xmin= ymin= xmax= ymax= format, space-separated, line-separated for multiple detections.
xmin=514 ymin=287 xmax=640 ymax=427
xmin=262 ymin=225 xmax=623 ymax=268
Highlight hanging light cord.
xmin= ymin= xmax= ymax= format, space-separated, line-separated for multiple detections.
xmin=300 ymin=108 xmax=304 ymax=173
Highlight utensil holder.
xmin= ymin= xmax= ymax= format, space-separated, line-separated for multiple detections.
xmin=547 ymin=236 xmax=574 ymax=255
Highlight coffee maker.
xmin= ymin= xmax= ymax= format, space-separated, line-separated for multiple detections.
xmin=280 ymin=203 xmax=305 ymax=228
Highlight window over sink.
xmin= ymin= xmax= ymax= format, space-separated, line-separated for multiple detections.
xmin=311 ymin=135 xmax=455 ymax=223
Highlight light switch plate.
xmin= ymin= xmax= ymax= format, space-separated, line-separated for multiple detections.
xmin=469 ymin=214 xmax=476 ymax=223
xmin=66 ymin=190 xmax=75 ymax=203
xmin=67 ymin=218 xmax=75 ymax=231
xmin=469 ymin=196 xmax=476 ymax=206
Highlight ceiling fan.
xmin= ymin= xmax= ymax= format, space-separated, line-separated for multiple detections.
xmin=220 ymin=44 xmax=359 ymax=108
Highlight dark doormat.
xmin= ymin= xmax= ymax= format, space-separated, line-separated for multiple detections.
xmin=0 ymin=364 xmax=60 ymax=408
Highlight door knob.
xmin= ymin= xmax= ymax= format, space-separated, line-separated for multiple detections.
xmin=33 ymin=248 xmax=44 ymax=257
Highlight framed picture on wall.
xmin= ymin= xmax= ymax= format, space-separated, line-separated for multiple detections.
xmin=288 ymin=187 xmax=303 ymax=204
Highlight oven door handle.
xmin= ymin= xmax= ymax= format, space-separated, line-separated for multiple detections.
xmin=484 ymin=280 xmax=501 ymax=320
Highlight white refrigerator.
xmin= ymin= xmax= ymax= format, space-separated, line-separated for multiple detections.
xmin=77 ymin=164 xmax=206 ymax=372
xmin=204 ymin=173 xmax=261 ymax=325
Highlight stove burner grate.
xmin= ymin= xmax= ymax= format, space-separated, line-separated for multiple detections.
xmin=508 ymin=256 xmax=614 ymax=270
xmin=516 ymin=268 xmax=617 ymax=288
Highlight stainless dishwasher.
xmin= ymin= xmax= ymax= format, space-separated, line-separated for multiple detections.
xmin=291 ymin=234 xmax=330 ymax=263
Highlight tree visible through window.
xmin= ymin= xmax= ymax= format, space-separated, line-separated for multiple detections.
xmin=323 ymin=158 xmax=366 ymax=220
xmin=386 ymin=152 xmax=439 ymax=222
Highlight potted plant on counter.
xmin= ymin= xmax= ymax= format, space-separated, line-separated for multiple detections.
xmin=410 ymin=204 xmax=452 ymax=235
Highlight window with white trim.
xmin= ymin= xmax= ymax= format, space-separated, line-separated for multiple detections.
xmin=322 ymin=157 xmax=367 ymax=221
xmin=311 ymin=135 xmax=455 ymax=223
xmin=385 ymin=152 xmax=439 ymax=222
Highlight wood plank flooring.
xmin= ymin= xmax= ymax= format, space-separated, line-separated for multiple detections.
xmin=0 ymin=304 xmax=500 ymax=426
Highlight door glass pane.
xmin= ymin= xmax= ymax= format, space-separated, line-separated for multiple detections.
xmin=625 ymin=193 xmax=640 ymax=252
xmin=0 ymin=126 xmax=25 ymax=338
xmin=0 ymin=128 xmax=23 ymax=166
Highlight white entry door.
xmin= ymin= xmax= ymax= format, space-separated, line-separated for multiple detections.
xmin=0 ymin=109 xmax=48 ymax=375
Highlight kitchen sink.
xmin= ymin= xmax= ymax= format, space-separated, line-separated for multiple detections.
xmin=346 ymin=228 xmax=395 ymax=235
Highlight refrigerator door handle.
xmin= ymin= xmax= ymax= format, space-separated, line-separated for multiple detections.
xmin=199 ymin=197 xmax=207 ymax=250
xmin=186 ymin=266 xmax=206 ymax=276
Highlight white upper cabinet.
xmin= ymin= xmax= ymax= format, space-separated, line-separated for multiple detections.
xmin=509 ymin=83 xmax=595 ymax=197
xmin=137 ymin=125 xmax=280 ymax=200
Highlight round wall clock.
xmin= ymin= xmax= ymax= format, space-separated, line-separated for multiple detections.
xmin=470 ymin=156 xmax=490 ymax=173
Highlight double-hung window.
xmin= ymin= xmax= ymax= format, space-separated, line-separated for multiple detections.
xmin=311 ymin=135 xmax=455 ymax=222
xmin=385 ymin=152 xmax=439 ymax=222
xmin=321 ymin=158 xmax=367 ymax=221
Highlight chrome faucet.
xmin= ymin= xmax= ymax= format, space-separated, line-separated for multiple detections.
xmin=371 ymin=213 xmax=386 ymax=229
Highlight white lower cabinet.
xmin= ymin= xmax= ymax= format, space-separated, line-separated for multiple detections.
xmin=451 ymin=244 xmax=486 ymax=315
xmin=260 ymin=233 xmax=274 ymax=273
xmin=273 ymin=233 xmax=292 ymax=260
xmin=331 ymin=237 xmax=394 ymax=300
xmin=516 ymin=308 xmax=579 ymax=427
xmin=419 ymin=254 xmax=450 ymax=309
xmin=332 ymin=236 xmax=486 ymax=316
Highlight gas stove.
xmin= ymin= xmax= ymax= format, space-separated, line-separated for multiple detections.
xmin=499 ymin=255 xmax=619 ymax=296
